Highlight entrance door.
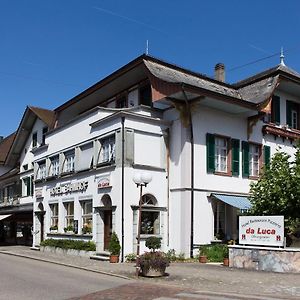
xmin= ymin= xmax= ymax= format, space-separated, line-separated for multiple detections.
xmin=103 ymin=210 xmax=112 ymax=250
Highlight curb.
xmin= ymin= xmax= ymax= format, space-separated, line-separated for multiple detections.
xmin=0 ymin=250 xmax=132 ymax=281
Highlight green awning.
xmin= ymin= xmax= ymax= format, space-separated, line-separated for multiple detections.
xmin=212 ymin=194 xmax=252 ymax=210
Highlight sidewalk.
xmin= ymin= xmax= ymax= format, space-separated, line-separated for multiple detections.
xmin=0 ymin=245 xmax=299 ymax=299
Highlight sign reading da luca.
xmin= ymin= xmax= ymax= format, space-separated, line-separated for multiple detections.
xmin=239 ymin=216 xmax=284 ymax=247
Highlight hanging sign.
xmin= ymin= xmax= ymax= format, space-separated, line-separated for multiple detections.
xmin=97 ymin=177 xmax=110 ymax=189
xmin=239 ymin=216 xmax=284 ymax=247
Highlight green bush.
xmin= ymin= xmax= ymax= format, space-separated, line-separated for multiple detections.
xmin=108 ymin=232 xmax=121 ymax=255
xmin=199 ymin=244 xmax=228 ymax=262
xmin=125 ymin=253 xmax=136 ymax=262
xmin=40 ymin=239 xmax=96 ymax=251
xmin=145 ymin=236 xmax=161 ymax=252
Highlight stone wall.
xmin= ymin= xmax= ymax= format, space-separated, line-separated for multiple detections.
xmin=40 ymin=246 xmax=96 ymax=257
xmin=229 ymin=245 xmax=300 ymax=273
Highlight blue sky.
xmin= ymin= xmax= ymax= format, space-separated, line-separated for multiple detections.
xmin=1 ymin=0 xmax=300 ymax=136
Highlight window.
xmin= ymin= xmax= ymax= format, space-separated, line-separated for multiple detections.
xmin=0 ymin=189 xmax=3 ymax=203
xmin=116 ymin=96 xmax=127 ymax=108
xmin=36 ymin=161 xmax=46 ymax=180
xmin=249 ymin=144 xmax=260 ymax=177
xmin=271 ymin=95 xmax=280 ymax=124
xmin=32 ymin=132 xmax=37 ymax=148
xmin=214 ymin=201 xmax=225 ymax=240
xmin=97 ymin=136 xmax=115 ymax=164
xmin=23 ymin=164 xmax=28 ymax=171
xmin=23 ymin=176 xmax=33 ymax=196
xmin=82 ymin=201 xmax=92 ymax=233
xmin=242 ymin=142 xmax=270 ymax=178
xmin=207 ymin=134 xmax=240 ymax=176
xmin=78 ymin=143 xmax=93 ymax=171
xmin=63 ymin=150 xmax=75 ymax=173
xmin=50 ymin=203 xmax=58 ymax=227
xmin=42 ymin=127 xmax=48 ymax=145
xmin=286 ymin=100 xmax=300 ymax=130
xmin=140 ymin=194 xmax=160 ymax=235
xmin=64 ymin=202 xmax=74 ymax=228
xmin=49 ymin=156 xmax=59 ymax=177
xmin=215 ymin=137 xmax=228 ymax=173
xmin=139 ymin=84 xmax=152 ymax=106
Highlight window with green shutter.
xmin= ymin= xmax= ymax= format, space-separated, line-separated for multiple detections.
xmin=271 ymin=95 xmax=280 ymax=124
xmin=264 ymin=145 xmax=271 ymax=169
xmin=206 ymin=133 xmax=215 ymax=173
xmin=242 ymin=141 xmax=249 ymax=178
xmin=231 ymin=139 xmax=240 ymax=176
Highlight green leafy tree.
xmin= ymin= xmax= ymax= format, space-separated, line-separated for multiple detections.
xmin=249 ymin=144 xmax=300 ymax=234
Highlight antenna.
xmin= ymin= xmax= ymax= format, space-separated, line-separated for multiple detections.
xmin=280 ymin=47 xmax=285 ymax=66
xmin=146 ymin=40 xmax=149 ymax=55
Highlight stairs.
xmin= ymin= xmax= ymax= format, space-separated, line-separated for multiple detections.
xmin=90 ymin=250 xmax=110 ymax=261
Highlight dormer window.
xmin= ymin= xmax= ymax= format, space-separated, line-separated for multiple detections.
xmin=116 ymin=96 xmax=127 ymax=108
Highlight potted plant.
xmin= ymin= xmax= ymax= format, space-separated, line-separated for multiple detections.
xmin=82 ymin=223 xmax=92 ymax=234
xmin=199 ymin=245 xmax=208 ymax=263
xmin=139 ymin=237 xmax=169 ymax=277
xmin=50 ymin=225 xmax=58 ymax=232
xmin=223 ymin=245 xmax=229 ymax=267
xmin=108 ymin=232 xmax=121 ymax=263
xmin=64 ymin=225 xmax=74 ymax=234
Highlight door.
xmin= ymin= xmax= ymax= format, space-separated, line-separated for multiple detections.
xmin=103 ymin=210 xmax=112 ymax=250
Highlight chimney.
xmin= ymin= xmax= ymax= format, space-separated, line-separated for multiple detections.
xmin=215 ymin=63 xmax=225 ymax=82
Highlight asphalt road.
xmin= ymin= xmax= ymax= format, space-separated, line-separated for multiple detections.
xmin=0 ymin=253 xmax=128 ymax=300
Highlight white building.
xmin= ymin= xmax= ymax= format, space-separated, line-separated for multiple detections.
xmin=1 ymin=54 xmax=299 ymax=259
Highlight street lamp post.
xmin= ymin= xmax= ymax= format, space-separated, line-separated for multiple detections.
xmin=132 ymin=172 xmax=152 ymax=276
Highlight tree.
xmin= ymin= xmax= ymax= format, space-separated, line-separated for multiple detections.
xmin=249 ymin=144 xmax=300 ymax=235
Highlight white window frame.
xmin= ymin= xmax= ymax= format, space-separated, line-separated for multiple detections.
xmin=215 ymin=137 xmax=228 ymax=173
xmin=37 ymin=162 xmax=46 ymax=180
xmin=49 ymin=156 xmax=59 ymax=177
xmin=140 ymin=195 xmax=160 ymax=236
xmin=249 ymin=144 xmax=260 ymax=177
xmin=50 ymin=203 xmax=59 ymax=227
xmin=63 ymin=151 xmax=75 ymax=173
xmin=82 ymin=200 xmax=93 ymax=233
xmin=64 ymin=202 xmax=74 ymax=228
xmin=97 ymin=136 xmax=115 ymax=164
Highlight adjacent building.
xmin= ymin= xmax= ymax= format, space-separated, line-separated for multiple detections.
xmin=0 ymin=54 xmax=299 ymax=259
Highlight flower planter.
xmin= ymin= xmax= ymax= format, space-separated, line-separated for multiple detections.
xmin=199 ymin=255 xmax=207 ymax=263
xmin=223 ymin=258 xmax=229 ymax=266
xmin=109 ymin=255 xmax=119 ymax=263
xmin=141 ymin=266 xmax=166 ymax=277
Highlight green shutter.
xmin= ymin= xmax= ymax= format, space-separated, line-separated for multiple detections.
xmin=264 ymin=145 xmax=271 ymax=169
xmin=206 ymin=133 xmax=215 ymax=173
xmin=242 ymin=141 xmax=249 ymax=178
xmin=286 ymin=101 xmax=292 ymax=127
xmin=231 ymin=139 xmax=240 ymax=176
xmin=272 ymin=95 xmax=280 ymax=124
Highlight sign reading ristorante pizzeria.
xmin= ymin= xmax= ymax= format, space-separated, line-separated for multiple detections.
xmin=50 ymin=181 xmax=88 ymax=196
xmin=239 ymin=216 xmax=284 ymax=247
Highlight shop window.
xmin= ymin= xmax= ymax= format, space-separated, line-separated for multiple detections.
xmin=82 ymin=200 xmax=93 ymax=234
xmin=36 ymin=161 xmax=46 ymax=180
xmin=49 ymin=156 xmax=59 ymax=177
xmin=62 ymin=150 xmax=75 ymax=173
xmin=78 ymin=143 xmax=93 ymax=171
xmin=64 ymin=202 xmax=74 ymax=228
xmin=140 ymin=194 xmax=160 ymax=235
xmin=50 ymin=203 xmax=59 ymax=227
xmin=97 ymin=135 xmax=115 ymax=165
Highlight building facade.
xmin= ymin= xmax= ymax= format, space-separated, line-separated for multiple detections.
xmin=0 ymin=55 xmax=299 ymax=258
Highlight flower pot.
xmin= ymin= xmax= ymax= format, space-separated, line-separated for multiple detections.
xmin=109 ymin=255 xmax=119 ymax=263
xmin=223 ymin=258 xmax=229 ymax=266
xmin=141 ymin=266 xmax=166 ymax=277
xmin=199 ymin=255 xmax=207 ymax=263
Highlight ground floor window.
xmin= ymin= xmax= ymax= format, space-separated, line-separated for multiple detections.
xmin=50 ymin=203 xmax=58 ymax=228
xmin=141 ymin=211 xmax=160 ymax=235
xmin=214 ymin=201 xmax=225 ymax=240
xmin=82 ymin=200 xmax=93 ymax=234
xmin=64 ymin=202 xmax=74 ymax=230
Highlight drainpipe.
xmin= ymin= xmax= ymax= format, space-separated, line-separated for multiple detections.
xmin=181 ymin=85 xmax=194 ymax=258
xmin=121 ymin=116 xmax=125 ymax=262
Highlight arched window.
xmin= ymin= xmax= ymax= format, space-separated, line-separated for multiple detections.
xmin=140 ymin=194 xmax=159 ymax=235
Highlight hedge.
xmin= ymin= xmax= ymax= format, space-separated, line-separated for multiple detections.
xmin=40 ymin=239 xmax=96 ymax=251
